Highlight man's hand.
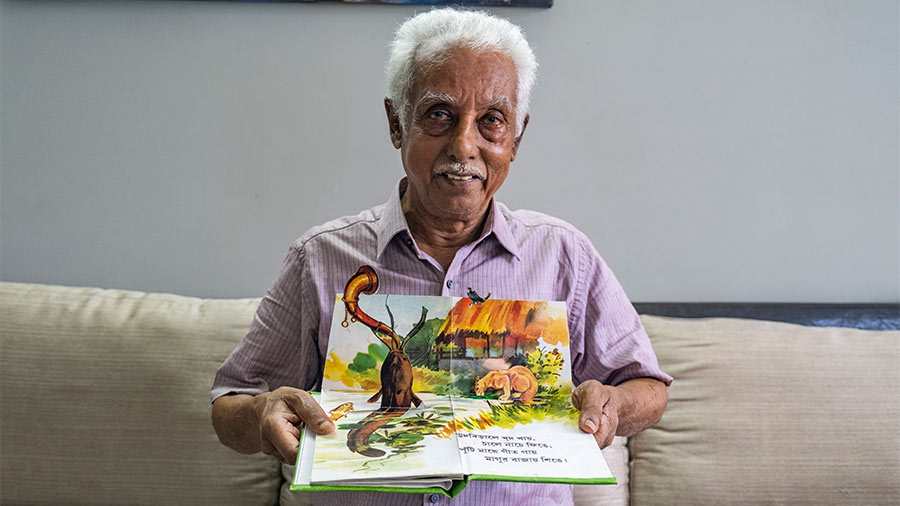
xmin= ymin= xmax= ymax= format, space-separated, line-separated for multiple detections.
xmin=572 ymin=380 xmax=620 ymax=448
xmin=212 ymin=387 xmax=335 ymax=465
xmin=254 ymin=387 xmax=335 ymax=464
xmin=572 ymin=378 xmax=668 ymax=449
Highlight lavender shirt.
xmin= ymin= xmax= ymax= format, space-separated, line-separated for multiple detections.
xmin=213 ymin=179 xmax=671 ymax=506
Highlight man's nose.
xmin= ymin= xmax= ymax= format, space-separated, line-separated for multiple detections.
xmin=447 ymin=118 xmax=478 ymax=162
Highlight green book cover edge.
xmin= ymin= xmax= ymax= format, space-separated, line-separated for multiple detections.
xmin=289 ymin=481 xmax=464 ymax=498
xmin=289 ymin=473 xmax=616 ymax=496
xmin=468 ymin=474 xmax=617 ymax=486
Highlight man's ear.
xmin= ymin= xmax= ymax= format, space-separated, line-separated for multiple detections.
xmin=385 ymin=98 xmax=403 ymax=149
xmin=510 ymin=114 xmax=529 ymax=161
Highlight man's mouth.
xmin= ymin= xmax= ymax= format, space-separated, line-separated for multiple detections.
xmin=444 ymin=173 xmax=477 ymax=181
xmin=437 ymin=163 xmax=484 ymax=182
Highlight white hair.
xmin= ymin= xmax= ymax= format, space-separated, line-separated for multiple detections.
xmin=386 ymin=8 xmax=538 ymax=136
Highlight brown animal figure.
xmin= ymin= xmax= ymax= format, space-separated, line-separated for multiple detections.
xmin=474 ymin=366 xmax=539 ymax=404
xmin=341 ymin=265 xmax=424 ymax=457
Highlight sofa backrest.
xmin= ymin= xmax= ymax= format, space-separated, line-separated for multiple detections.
xmin=634 ymin=302 xmax=900 ymax=330
xmin=0 ymin=282 xmax=281 ymax=506
xmin=630 ymin=315 xmax=900 ymax=506
xmin=4 ymin=282 xmax=898 ymax=506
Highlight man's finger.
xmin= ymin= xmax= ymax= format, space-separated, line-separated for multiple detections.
xmin=573 ymin=381 xmax=608 ymax=435
xmin=579 ymin=407 xmax=601 ymax=435
xmin=260 ymin=432 xmax=288 ymax=464
xmin=283 ymin=391 xmax=335 ymax=435
xmin=594 ymin=411 xmax=616 ymax=449
xmin=271 ymin=445 xmax=289 ymax=465
xmin=262 ymin=416 xmax=302 ymax=464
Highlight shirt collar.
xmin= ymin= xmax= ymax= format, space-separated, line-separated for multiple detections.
xmin=485 ymin=199 xmax=522 ymax=261
xmin=375 ymin=178 xmax=522 ymax=261
xmin=375 ymin=179 xmax=411 ymax=259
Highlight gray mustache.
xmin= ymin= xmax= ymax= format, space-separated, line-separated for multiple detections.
xmin=435 ymin=163 xmax=485 ymax=179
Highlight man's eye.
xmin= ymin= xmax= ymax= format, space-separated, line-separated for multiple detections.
xmin=480 ymin=115 xmax=507 ymax=134
xmin=428 ymin=110 xmax=451 ymax=121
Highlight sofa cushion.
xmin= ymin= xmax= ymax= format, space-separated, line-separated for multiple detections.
xmin=630 ymin=315 xmax=900 ymax=506
xmin=0 ymin=282 xmax=280 ymax=506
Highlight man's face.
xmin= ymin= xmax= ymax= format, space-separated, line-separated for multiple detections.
xmin=387 ymin=47 xmax=527 ymax=226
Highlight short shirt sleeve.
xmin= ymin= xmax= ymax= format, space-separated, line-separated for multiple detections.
xmin=568 ymin=235 xmax=672 ymax=387
xmin=211 ymin=246 xmax=323 ymax=402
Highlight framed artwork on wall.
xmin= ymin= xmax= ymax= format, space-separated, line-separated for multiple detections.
xmin=272 ymin=1 xmax=552 ymax=6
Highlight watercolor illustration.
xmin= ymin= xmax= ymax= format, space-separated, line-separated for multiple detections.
xmin=315 ymin=265 xmax=578 ymax=474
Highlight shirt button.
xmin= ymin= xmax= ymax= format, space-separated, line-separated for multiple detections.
xmin=446 ymin=280 xmax=453 ymax=289
xmin=429 ymin=494 xmax=439 ymax=503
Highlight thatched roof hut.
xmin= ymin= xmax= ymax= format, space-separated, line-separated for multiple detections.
xmin=436 ymin=298 xmax=568 ymax=359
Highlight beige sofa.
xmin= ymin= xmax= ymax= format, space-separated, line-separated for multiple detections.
xmin=2 ymin=282 xmax=898 ymax=506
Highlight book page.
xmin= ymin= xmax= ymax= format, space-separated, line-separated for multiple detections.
xmin=442 ymin=299 xmax=611 ymax=481
xmin=455 ymin=424 xmax=612 ymax=481
xmin=293 ymin=394 xmax=461 ymax=490
xmin=310 ymin=391 xmax=462 ymax=484
xmin=306 ymin=288 xmax=465 ymax=485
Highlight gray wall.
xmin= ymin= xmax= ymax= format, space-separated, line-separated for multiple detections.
xmin=2 ymin=0 xmax=898 ymax=302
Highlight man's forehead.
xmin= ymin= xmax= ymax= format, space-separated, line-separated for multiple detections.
xmin=408 ymin=47 xmax=518 ymax=109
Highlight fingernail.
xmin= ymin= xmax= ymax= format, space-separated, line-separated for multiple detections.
xmin=583 ymin=418 xmax=597 ymax=433
xmin=316 ymin=418 xmax=333 ymax=432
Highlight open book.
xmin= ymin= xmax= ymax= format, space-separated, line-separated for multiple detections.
xmin=291 ymin=266 xmax=615 ymax=497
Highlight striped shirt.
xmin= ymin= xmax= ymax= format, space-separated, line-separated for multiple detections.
xmin=212 ymin=178 xmax=671 ymax=506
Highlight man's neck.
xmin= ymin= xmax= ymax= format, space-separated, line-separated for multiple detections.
xmin=401 ymin=192 xmax=490 ymax=272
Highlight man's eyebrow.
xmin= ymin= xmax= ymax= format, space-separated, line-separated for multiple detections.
xmin=416 ymin=91 xmax=457 ymax=109
xmin=414 ymin=92 xmax=513 ymax=111
xmin=484 ymin=97 xmax=513 ymax=110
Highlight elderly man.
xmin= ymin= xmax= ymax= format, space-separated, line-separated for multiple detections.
xmin=212 ymin=7 xmax=671 ymax=506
